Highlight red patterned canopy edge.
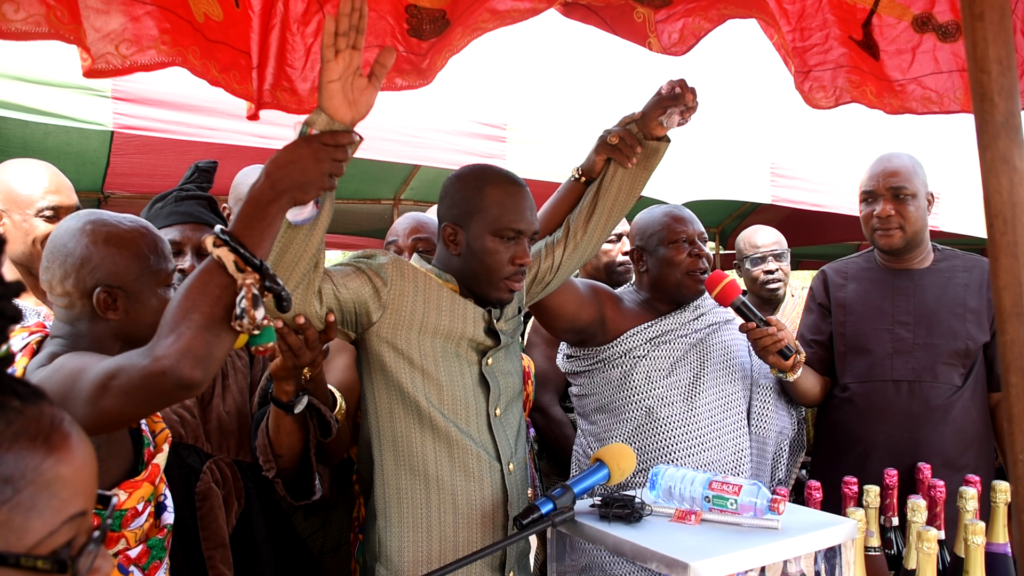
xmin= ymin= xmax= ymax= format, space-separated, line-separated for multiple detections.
xmin=2 ymin=0 xmax=1023 ymax=118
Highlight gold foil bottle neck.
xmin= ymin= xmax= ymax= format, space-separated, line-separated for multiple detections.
xmin=863 ymin=485 xmax=881 ymax=508
xmin=917 ymin=526 xmax=940 ymax=555
xmin=991 ymin=480 xmax=1011 ymax=506
xmin=907 ymin=496 xmax=929 ymax=525
xmin=963 ymin=520 xmax=987 ymax=576
xmin=958 ymin=486 xmax=980 ymax=512
xmin=964 ymin=519 xmax=987 ymax=548
xmin=848 ymin=507 xmax=867 ymax=537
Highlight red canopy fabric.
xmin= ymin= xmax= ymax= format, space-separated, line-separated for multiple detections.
xmin=3 ymin=0 xmax=1022 ymax=118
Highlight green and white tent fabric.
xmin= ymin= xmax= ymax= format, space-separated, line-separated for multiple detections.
xmin=0 ymin=12 xmax=989 ymax=260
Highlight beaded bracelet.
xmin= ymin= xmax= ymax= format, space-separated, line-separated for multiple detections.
xmin=771 ymin=340 xmax=807 ymax=382
xmin=211 ymin=226 xmax=292 ymax=314
xmin=203 ymin=227 xmax=291 ymax=355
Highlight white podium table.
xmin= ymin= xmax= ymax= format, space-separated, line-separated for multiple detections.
xmin=548 ymin=501 xmax=858 ymax=576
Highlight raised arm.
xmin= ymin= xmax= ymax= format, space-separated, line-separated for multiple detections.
xmin=536 ymin=112 xmax=642 ymax=239
xmin=260 ymin=0 xmax=398 ymax=335
xmin=27 ymin=0 xmax=391 ymax=437
xmin=32 ymin=134 xmax=352 ymax=435
xmin=525 ymin=81 xmax=696 ymax=306
xmin=529 ymin=277 xmax=625 ymax=348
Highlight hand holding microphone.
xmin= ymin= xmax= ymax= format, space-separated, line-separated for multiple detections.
xmin=705 ymin=270 xmax=799 ymax=371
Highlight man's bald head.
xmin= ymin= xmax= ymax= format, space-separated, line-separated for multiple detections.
xmin=629 ymin=204 xmax=711 ymax=307
xmin=41 ymin=211 xmax=174 ymax=349
xmin=0 ymin=159 xmax=79 ymax=278
xmin=862 ymin=152 xmax=928 ymax=192
xmin=224 ymin=164 xmax=263 ymax=223
xmin=433 ymin=164 xmax=539 ymax=309
xmin=735 ymin=225 xmax=789 ymax=260
xmin=629 ymin=204 xmax=700 ymax=251
xmin=859 ymin=152 xmax=935 ymax=259
xmin=384 ymin=212 xmax=438 ymax=261
xmin=0 ymin=158 xmax=74 ymax=194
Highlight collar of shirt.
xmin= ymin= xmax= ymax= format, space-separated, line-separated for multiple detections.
xmin=410 ymin=254 xmax=461 ymax=295
xmin=410 ymin=254 xmax=525 ymax=326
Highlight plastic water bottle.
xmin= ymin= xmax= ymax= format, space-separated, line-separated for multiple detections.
xmin=647 ymin=464 xmax=787 ymax=518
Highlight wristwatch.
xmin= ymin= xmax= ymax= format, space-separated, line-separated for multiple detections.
xmin=268 ymin=380 xmax=310 ymax=415
xmin=570 ymin=166 xmax=595 ymax=187
xmin=327 ymin=384 xmax=347 ymax=423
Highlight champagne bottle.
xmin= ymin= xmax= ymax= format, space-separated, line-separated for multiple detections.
xmin=963 ymin=520 xmax=987 ymax=576
xmin=927 ymin=479 xmax=952 ymax=576
xmin=807 ymin=480 xmax=823 ymax=511
xmin=883 ymin=468 xmax=907 ymax=575
xmin=844 ymin=476 xmax=861 ymax=514
xmin=865 ymin=485 xmax=895 ymax=576
xmin=807 ymin=481 xmax=834 ymax=576
xmin=918 ymin=527 xmax=941 ymax=576
xmin=984 ymin=481 xmax=1015 ymax=576
xmin=901 ymin=496 xmax=929 ymax=576
xmin=850 ymin=507 xmax=869 ymax=576
xmin=950 ymin=486 xmax=980 ymax=576
xmin=917 ymin=463 xmax=933 ymax=508
xmin=963 ymin=476 xmax=983 ymax=521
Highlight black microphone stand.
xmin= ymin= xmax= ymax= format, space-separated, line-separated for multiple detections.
xmin=422 ymin=506 xmax=576 ymax=576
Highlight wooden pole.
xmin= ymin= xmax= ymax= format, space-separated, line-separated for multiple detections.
xmin=961 ymin=0 xmax=1024 ymax=556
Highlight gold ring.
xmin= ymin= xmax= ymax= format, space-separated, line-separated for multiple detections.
xmin=302 ymin=367 xmax=313 ymax=382
xmin=606 ymin=133 xmax=620 ymax=145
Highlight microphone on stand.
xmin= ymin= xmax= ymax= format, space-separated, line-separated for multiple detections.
xmin=705 ymin=270 xmax=796 ymax=362
xmin=513 ymin=443 xmax=637 ymax=529
xmin=423 ymin=443 xmax=637 ymax=576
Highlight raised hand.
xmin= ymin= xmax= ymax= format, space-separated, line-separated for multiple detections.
xmin=318 ymin=0 xmax=397 ymax=127
xmin=635 ymin=79 xmax=698 ymax=141
xmin=258 ymin=132 xmax=358 ymax=207
xmin=578 ymin=112 xmax=644 ymax=179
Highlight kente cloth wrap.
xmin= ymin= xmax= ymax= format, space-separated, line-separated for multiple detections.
xmin=8 ymin=324 xmax=175 ymax=576
xmin=557 ymin=292 xmax=805 ymax=576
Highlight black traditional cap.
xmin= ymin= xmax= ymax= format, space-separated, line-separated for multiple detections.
xmin=140 ymin=160 xmax=227 ymax=230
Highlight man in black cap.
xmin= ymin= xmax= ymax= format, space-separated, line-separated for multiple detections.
xmin=140 ymin=160 xmax=354 ymax=574
xmin=140 ymin=160 xmax=226 ymax=289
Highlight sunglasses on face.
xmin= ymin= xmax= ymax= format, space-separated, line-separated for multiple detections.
xmin=0 ymin=490 xmax=117 ymax=575
xmin=740 ymin=249 xmax=791 ymax=271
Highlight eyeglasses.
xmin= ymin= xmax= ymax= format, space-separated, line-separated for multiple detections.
xmin=740 ymin=249 xmax=791 ymax=271
xmin=0 ymin=490 xmax=117 ymax=575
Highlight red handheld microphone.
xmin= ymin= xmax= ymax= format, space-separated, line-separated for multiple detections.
xmin=705 ymin=270 xmax=796 ymax=361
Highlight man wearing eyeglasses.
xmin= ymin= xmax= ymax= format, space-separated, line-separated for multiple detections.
xmin=741 ymin=153 xmax=1003 ymax=531
xmin=733 ymin=226 xmax=807 ymax=335
xmin=733 ymin=225 xmax=817 ymax=501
